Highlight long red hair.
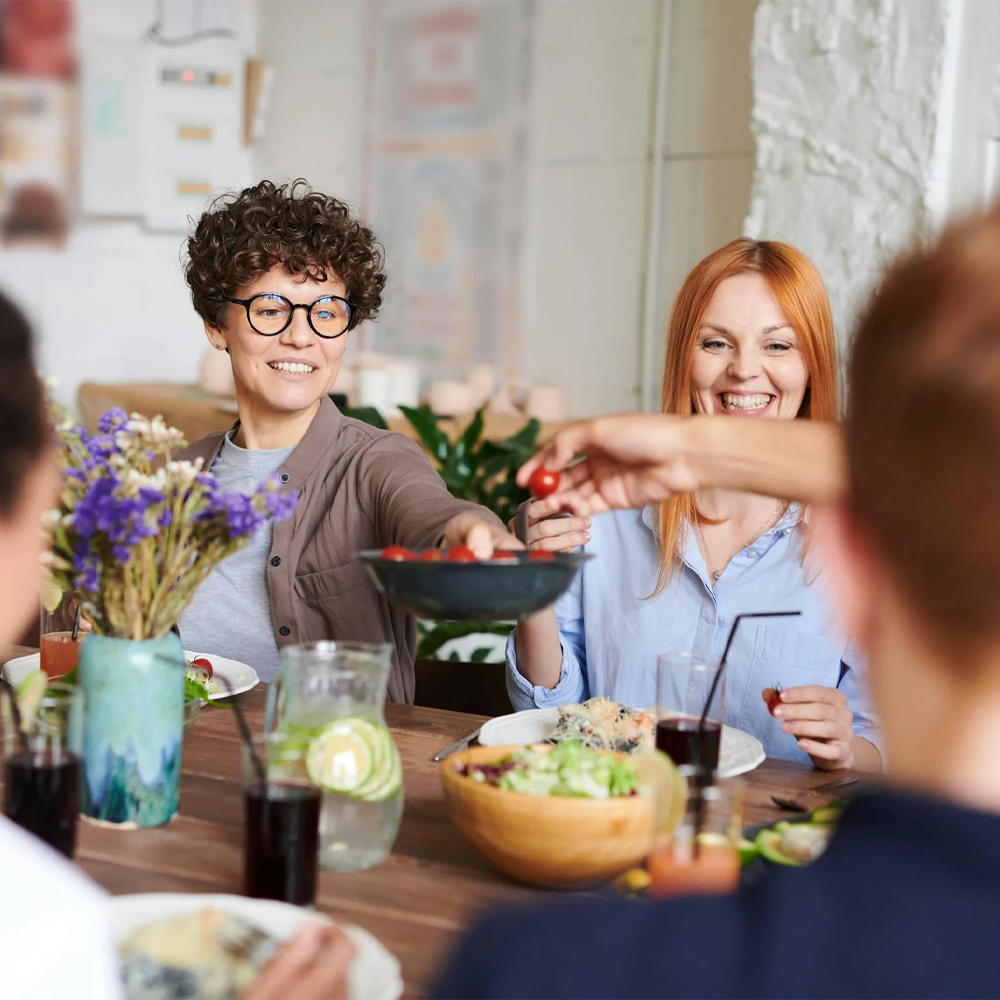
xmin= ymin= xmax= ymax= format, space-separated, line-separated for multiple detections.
xmin=654 ymin=238 xmax=838 ymax=592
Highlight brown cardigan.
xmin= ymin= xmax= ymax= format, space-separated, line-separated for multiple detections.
xmin=176 ymin=397 xmax=502 ymax=703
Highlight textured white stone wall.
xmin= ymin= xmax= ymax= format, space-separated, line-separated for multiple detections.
xmin=743 ymin=0 xmax=960 ymax=346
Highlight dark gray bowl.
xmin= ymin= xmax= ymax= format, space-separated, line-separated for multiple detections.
xmin=358 ymin=550 xmax=592 ymax=621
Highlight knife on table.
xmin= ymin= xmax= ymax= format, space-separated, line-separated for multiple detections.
xmin=432 ymin=727 xmax=482 ymax=762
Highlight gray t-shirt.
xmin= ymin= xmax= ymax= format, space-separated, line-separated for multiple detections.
xmin=179 ymin=431 xmax=294 ymax=682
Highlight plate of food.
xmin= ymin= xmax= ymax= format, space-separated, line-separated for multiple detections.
xmin=358 ymin=547 xmax=591 ymax=621
xmin=2 ymin=651 xmax=259 ymax=700
xmin=112 ymin=893 xmax=403 ymax=1000
xmin=478 ymin=697 xmax=766 ymax=779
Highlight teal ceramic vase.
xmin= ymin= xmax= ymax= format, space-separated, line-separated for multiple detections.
xmin=79 ymin=632 xmax=184 ymax=828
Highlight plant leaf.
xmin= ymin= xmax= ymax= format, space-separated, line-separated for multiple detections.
xmin=342 ymin=405 xmax=389 ymax=430
xmin=400 ymin=404 xmax=450 ymax=464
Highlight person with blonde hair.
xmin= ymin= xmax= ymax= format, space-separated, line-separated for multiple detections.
xmin=510 ymin=238 xmax=881 ymax=770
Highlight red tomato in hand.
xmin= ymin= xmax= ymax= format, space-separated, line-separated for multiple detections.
xmin=765 ymin=685 xmax=783 ymax=715
xmin=447 ymin=545 xmax=478 ymax=562
xmin=528 ymin=467 xmax=560 ymax=499
xmin=419 ymin=549 xmax=444 ymax=562
xmin=528 ymin=550 xmax=556 ymax=561
xmin=381 ymin=546 xmax=414 ymax=561
xmin=191 ymin=656 xmax=214 ymax=679
xmin=491 ymin=550 xmax=519 ymax=561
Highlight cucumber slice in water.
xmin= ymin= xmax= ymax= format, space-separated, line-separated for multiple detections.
xmin=306 ymin=720 xmax=375 ymax=794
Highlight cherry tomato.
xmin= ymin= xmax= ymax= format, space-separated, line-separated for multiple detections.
xmin=528 ymin=467 xmax=560 ymax=499
xmin=191 ymin=656 xmax=214 ymax=679
xmin=765 ymin=685 xmax=783 ymax=715
xmin=447 ymin=545 xmax=478 ymax=562
xmin=491 ymin=550 xmax=519 ymax=561
xmin=528 ymin=550 xmax=556 ymax=561
xmin=381 ymin=546 xmax=414 ymax=561
xmin=419 ymin=549 xmax=444 ymax=562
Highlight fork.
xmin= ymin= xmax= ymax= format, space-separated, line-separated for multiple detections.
xmin=770 ymin=776 xmax=859 ymax=812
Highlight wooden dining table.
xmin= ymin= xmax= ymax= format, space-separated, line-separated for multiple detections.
xmin=1 ymin=646 xmax=868 ymax=998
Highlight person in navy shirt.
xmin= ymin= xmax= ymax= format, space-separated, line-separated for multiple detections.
xmin=436 ymin=208 xmax=1000 ymax=999
xmin=510 ymin=240 xmax=882 ymax=772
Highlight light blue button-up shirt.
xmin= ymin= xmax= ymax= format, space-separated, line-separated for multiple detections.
xmin=506 ymin=504 xmax=883 ymax=764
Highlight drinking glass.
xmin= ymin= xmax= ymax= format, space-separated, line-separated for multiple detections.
xmin=655 ymin=652 xmax=725 ymax=773
xmin=1 ymin=679 xmax=83 ymax=857
xmin=266 ymin=642 xmax=403 ymax=872
xmin=39 ymin=588 xmax=85 ymax=678
xmin=243 ymin=733 xmax=321 ymax=906
xmin=647 ymin=769 xmax=744 ymax=898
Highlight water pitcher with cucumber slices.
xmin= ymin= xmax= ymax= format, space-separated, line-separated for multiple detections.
xmin=266 ymin=642 xmax=403 ymax=872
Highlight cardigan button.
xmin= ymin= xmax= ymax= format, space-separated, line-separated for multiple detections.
xmin=279 ymin=626 xmax=291 ymax=637
xmin=270 ymin=556 xmax=281 ymax=567
xmin=279 ymin=473 xmax=290 ymax=483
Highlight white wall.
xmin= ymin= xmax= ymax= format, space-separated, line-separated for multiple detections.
xmin=256 ymin=0 xmax=757 ymax=418
xmin=743 ymin=0 xmax=963 ymax=350
xmin=0 ymin=0 xmax=257 ymax=411
xmin=645 ymin=0 xmax=757 ymax=408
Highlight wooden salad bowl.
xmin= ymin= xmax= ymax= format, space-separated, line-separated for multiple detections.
xmin=440 ymin=743 xmax=655 ymax=889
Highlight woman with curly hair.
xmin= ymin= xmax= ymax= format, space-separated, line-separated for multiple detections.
xmin=176 ymin=180 xmax=514 ymax=700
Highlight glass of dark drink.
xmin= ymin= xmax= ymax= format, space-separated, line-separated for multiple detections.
xmin=243 ymin=733 xmax=321 ymax=907
xmin=655 ymin=652 xmax=725 ymax=774
xmin=1 ymin=679 xmax=83 ymax=857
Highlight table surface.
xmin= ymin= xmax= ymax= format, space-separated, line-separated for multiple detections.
xmin=1 ymin=647 xmax=869 ymax=998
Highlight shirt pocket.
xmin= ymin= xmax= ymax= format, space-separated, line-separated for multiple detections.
xmin=736 ymin=626 xmax=844 ymax=763
xmin=294 ymin=561 xmax=371 ymax=602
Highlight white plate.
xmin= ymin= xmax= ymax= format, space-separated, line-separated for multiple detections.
xmin=1 ymin=650 xmax=259 ymax=700
xmin=479 ymin=707 xmax=766 ymax=779
xmin=110 ymin=893 xmax=403 ymax=1000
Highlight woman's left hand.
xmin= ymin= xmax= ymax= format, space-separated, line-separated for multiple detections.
xmin=441 ymin=513 xmax=522 ymax=559
xmin=761 ymin=684 xmax=857 ymax=770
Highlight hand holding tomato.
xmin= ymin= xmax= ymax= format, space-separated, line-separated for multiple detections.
xmin=761 ymin=684 xmax=858 ymax=770
xmin=441 ymin=511 xmax=521 ymax=560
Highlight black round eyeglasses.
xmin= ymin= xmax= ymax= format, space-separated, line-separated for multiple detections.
xmin=227 ymin=292 xmax=355 ymax=339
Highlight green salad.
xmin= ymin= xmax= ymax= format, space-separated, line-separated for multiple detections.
xmin=462 ymin=739 xmax=640 ymax=799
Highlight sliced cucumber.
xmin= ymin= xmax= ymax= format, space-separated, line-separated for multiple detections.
xmin=810 ymin=806 xmax=841 ymax=824
xmin=305 ymin=720 xmax=375 ymax=794
xmin=754 ymin=828 xmax=805 ymax=866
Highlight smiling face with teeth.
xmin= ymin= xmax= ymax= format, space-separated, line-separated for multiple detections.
xmin=206 ymin=267 xmax=350 ymax=446
xmin=689 ymin=272 xmax=809 ymax=421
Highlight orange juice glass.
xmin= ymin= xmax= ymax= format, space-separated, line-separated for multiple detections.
xmin=648 ymin=772 xmax=744 ymax=898
xmin=40 ymin=589 xmax=84 ymax=677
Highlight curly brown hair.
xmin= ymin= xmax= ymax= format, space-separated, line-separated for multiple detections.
xmin=185 ymin=179 xmax=386 ymax=330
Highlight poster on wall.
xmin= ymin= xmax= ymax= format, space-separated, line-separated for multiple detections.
xmin=361 ymin=0 xmax=533 ymax=382
xmin=0 ymin=0 xmax=75 ymax=249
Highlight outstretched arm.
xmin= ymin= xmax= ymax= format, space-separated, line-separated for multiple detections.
xmin=518 ymin=414 xmax=846 ymax=515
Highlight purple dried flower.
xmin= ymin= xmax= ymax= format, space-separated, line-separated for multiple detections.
xmin=97 ymin=408 xmax=129 ymax=434
xmin=263 ymin=488 xmax=298 ymax=523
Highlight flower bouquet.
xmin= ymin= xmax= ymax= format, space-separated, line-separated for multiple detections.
xmin=43 ymin=406 xmax=296 ymax=828
xmin=46 ymin=406 xmax=296 ymax=638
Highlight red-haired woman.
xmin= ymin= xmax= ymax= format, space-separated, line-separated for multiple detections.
xmin=509 ymin=238 xmax=882 ymax=771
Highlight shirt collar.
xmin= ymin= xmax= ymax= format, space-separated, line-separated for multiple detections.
xmin=640 ymin=501 xmax=804 ymax=537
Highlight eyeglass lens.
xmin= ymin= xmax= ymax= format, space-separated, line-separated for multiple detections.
xmin=247 ymin=294 xmax=350 ymax=337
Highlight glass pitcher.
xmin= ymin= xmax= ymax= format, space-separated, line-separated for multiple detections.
xmin=266 ymin=641 xmax=403 ymax=872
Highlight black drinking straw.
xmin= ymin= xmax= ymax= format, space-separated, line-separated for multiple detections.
xmin=70 ymin=603 xmax=82 ymax=641
xmin=691 ymin=610 xmax=802 ymax=855
xmin=0 ymin=675 xmax=31 ymax=757
xmin=155 ymin=653 xmax=267 ymax=793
